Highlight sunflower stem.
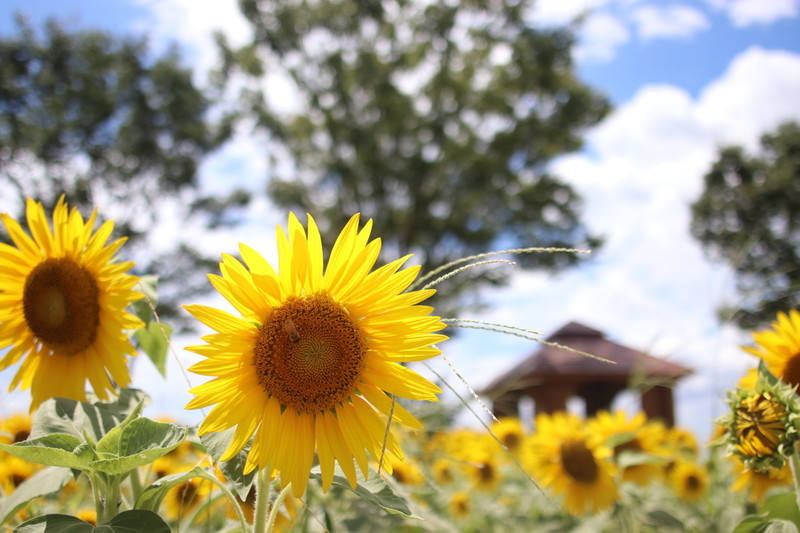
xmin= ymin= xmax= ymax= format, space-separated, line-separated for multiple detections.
xmin=253 ymin=468 xmax=272 ymax=533
xmin=790 ymin=448 xmax=800 ymax=512
xmin=265 ymin=483 xmax=293 ymax=532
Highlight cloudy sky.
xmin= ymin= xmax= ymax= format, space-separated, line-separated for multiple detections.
xmin=1 ymin=0 xmax=799 ymax=442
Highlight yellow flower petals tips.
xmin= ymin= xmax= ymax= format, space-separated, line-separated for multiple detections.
xmin=185 ymin=213 xmax=447 ymax=497
xmin=0 ymin=197 xmax=143 ymax=410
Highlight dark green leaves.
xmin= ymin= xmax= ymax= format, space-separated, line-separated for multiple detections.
xmin=14 ymin=510 xmax=170 ymax=533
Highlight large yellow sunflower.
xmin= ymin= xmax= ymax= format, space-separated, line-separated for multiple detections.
xmin=0 ymin=197 xmax=143 ymax=409
xmin=184 ymin=213 xmax=447 ymax=497
xmin=523 ymin=411 xmax=618 ymax=515
xmin=744 ymin=310 xmax=800 ymax=389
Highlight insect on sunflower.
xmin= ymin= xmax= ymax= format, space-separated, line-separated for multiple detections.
xmin=184 ymin=213 xmax=448 ymax=497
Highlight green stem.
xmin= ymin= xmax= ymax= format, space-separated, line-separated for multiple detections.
xmin=253 ymin=468 xmax=272 ymax=533
xmin=91 ymin=474 xmax=103 ymax=524
xmin=102 ymin=475 xmax=121 ymax=523
xmin=789 ymin=448 xmax=800 ymax=512
xmin=129 ymin=467 xmax=143 ymax=503
xmin=264 ymin=483 xmax=293 ymax=533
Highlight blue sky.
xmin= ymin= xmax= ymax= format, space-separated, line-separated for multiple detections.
xmin=1 ymin=0 xmax=799 ymax=443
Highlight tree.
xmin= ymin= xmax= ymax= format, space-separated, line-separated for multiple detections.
xmin=219 ymin=0 xmax=609 ymax=314
xmin=0 ymin=16 xmax=248 ymax=325
xmin=691 ymin=121 xmax=800 ymax=329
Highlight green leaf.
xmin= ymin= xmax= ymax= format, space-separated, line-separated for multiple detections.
xmin=13 ymin=510 xmax=170 ymax=533
xmin=30 ymin=390 xmax=150 ymax=442
xmin=0 ymin=434 xmax=91 ymax=469
xmin=762 ymin=492 xmax=800 ymax=525
xmin=199 ymin=427 xmax=256 ymax=499
xmin=100 ymin=510 xmax=170 ymax=533
xmin=616 ymin=450 xmax=668 ymax=469
xmin=13 ymin=514 xmax=94 ymax=533
xmin=310 ymin=466 xmax=420 ymax=520
xmin=131 ymin=276 xmax=159 ymax=323
xmin=134 ymin=321 xmax=172 ymax=377
xmin=646 ymin=509 xmax=685 ymax=529
xmin=733 ymin=515 xmax=770 ymax=533
xmin=89 ymin=418 xmax=187 ymax=475
xmin=135 ymin=466 xmax=221 ymax=513
xmin=0 ymin=467 xmax=72 ymax=525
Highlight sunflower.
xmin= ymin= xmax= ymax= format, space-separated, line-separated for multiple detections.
xmin=669 ymin=460 xmax=709 ymax=503
xmin=0 ymin=197 xmax=143 ymax=409
xmin=730 ymin=456 xmax=792 ymax=505
xmin=184 ymin=213 xmax=447 ymax=497
xmin=744 ymin=310 xmax=800 ymax=389
xmin=524 ymin=412 xmax=618 ymax=515
xmin=588 ymin=410 xmax=666 ymax=486
xmin=0 ymin=413 xmax=31 ymax=444
xmin=449 ymin=491 xmax=471 ymax=519
xmin=491 ymin=416 xmax=525 ymax=455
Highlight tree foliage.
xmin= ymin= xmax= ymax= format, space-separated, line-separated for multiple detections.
xmin=221 ymin=0 xmax=609 ymax=313
xmin=691 ymin=121 xmax=800 ymax=328
xmin=0 ymin=16 xmax=248 ymax=324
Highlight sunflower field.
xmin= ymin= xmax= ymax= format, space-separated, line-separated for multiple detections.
xmin=1 ymin=199 xmax=800 ymax=532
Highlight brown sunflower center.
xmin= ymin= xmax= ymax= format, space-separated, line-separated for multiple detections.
xmin=560 ymin=439 xmax=599 ymax=484
xmin=254 ymin=294 xmax=366 ymax=413
xmin=23 ymin=257 xmax=100 ymax=355
xmin=782 ymin=353 xmax=800 ymax=388
xmin=685 ymin=474 xmax=700 ymax=492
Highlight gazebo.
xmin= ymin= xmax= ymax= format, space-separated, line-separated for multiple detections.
xmin=481 ymin=321 xmax=692 ymax=426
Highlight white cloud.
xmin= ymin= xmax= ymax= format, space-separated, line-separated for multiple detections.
xmin=526 ymin=0 xmax=613 ymax=26
xmin=723 ymin=0 xmax=798 ymax=27
xmin=131 ymin=0 xmax=251 ymax=80
xmin=698 ymin=46 xmax=800 ymax=149
xmin=630 ymin=4 xmax=711 ymax=40
xmin=575 ymin=11 xmax=632 ymax=62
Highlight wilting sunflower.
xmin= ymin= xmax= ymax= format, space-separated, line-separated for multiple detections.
xmin=524 ymin=412 xmax=618 ymax=515
xmin=744 ymin=310 xmax=800 ymax=389
xmin=0 ymin=197 xmax=143 ymax=409
xmin=185 ymin=213 xmax=447 ymax=497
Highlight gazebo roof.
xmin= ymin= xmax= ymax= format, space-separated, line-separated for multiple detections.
xmin=482 ymin=321 xmax=692 ymax=397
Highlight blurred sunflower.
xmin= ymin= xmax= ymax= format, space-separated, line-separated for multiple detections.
xmin=449 ymin=491 xmax=471 ymax=519
xmin=164 ymin=477 xmax=215 ymax=522
xmin=466 ymin=452 xmax=501 ymax=491
xmin=524 ymin=412 xmax=618 ymax=515
xmin=0 ymin=197 xmax=143 ymax=409
xmin=389 ymin=456 xmax=425 ymax=486
xmin=669 ymin=460 xmax=709 ymax=503
xmin=730 ymin=456 xmax=792 ymax=505
xmin=744 ymin=310 xmax=800 ymax=389
xmin=491 ymin=417 xmax=525 ymax=455
xmin=0 ymin=413 xmax=31 ymax=444
xmin=185 ymin=213 xmax=447 ymax=497
xmin=0 ymin=454 xmax=36 ymax=495
xmin=432 ymin=458 xmax=456 ymax=485
xmin=588 ymin=410 xmax=666 ymax=485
